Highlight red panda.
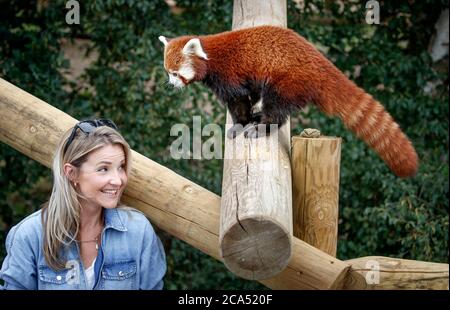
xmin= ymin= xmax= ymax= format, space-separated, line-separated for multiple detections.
xmin=159 ymin=26 xmax=418 ymax=178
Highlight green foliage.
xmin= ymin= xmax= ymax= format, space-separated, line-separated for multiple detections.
xmin=0 ymin=0 xmax=448 ymax=289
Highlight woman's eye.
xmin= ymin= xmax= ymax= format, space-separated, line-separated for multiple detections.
xmin=98 ymin=167 xmax=107 ymax=172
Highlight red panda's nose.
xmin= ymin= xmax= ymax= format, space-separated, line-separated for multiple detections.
xmin=179 ymin=75 xmax=189 ymax=85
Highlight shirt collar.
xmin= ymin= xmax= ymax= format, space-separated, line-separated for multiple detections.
xmin=103 ymin=208 xmax=127 ymax=232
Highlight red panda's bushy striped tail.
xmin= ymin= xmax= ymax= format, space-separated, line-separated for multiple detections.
xmin=318 ymin=78 xmax=419 ymax=178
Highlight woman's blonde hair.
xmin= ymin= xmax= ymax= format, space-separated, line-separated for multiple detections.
xmin=42 ymin=124 xmax=131 ymax=270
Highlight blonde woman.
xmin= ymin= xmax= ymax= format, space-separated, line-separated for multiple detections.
xmin=0 ymin=119 xmax=166 ymax=289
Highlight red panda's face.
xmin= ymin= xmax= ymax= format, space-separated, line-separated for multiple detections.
xmin=159 ymin=35 xmax=208 ymax=89
xmin=164 ymin=45 xmax=194 ymax=89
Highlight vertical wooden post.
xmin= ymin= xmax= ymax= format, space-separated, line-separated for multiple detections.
xmin=291 ymin=134 xmax=341 ymax=257
xmin=219 ymin=0 xmax=292 ymax=280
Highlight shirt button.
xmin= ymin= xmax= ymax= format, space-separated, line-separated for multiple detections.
xmin=118 ymin=271 xmax=124 ymax=276
xmin=56 ymin=275 xmax=62 ymax=281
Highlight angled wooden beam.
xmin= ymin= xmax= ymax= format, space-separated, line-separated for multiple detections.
xmin=1 ymin=76 xmax=447 ymax=289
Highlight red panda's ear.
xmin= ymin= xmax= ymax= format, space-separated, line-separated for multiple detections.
xmin=158 ymin=36 xmax=170 ymax=47
xmin=182 ymin=38 xmax=208 ymax=60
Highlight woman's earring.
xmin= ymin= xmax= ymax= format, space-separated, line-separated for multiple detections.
xmin=74 ymin=182 xmax=78 ymax=187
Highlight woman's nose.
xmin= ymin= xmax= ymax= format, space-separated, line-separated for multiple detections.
xmin=109 ymin=171 xmax=122 ymax=186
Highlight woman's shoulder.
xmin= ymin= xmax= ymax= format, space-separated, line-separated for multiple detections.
xmin=5 ymin=209 xmax=43 ymax=245
xmin=11 ymin=209 xmax=43 ymax=232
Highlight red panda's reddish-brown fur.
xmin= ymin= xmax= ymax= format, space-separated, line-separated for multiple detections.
xmin=163 ymin=26 xmax=418 ymax=178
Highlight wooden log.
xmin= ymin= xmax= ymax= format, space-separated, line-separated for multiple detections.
xmin=0 ymin=77 xmax=348 ymax=289
xmin=219 ymin=0 xmax=293 ymax=280
xmin=291 ymin=133 xmax=341 ymax=257
xmin=344 ymin=256 xmax=449 ymax=290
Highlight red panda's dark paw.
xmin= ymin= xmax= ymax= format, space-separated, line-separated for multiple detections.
xmin=244 ymin=123 xmax=267 ymax=139
xmin=227 ymin=124 xmax=246 ymax=139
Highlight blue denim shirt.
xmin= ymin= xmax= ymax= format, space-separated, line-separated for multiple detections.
xmin=0 ymin=207 xmax=166 ymax=290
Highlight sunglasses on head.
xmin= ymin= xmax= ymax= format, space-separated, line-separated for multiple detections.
xmin=63 ymin=119 xmax=118 ymax=155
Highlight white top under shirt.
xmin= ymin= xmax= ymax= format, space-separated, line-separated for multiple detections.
xmin=85 ymin=258 xmax=96 ymax=289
